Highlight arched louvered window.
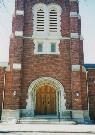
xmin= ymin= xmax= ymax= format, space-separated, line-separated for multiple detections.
xmin=33 ymin=4 xmax=46 ymax=36
xmin=49 ymin=9 xmax=58 ymax=33
xmin=36 ymin=9 xmax=45 ymax=32
xmin=48 ymin=5 xmax=61 ymax=36
xmin=33 ymin=4 xmax=61 ymax=54
xmin=33 ymin=4 xmax=61 ymax=37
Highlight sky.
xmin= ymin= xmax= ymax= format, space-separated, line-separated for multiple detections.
xmin=0 ymin=0 xmax=95 ymax=63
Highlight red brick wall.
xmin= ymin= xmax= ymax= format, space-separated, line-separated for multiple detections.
xmin=21 ymin=39 xmax=72 ymax=109
xmin=4 ymin=71 xmax=13 ymax=109
xmin=87 ymin=69 xmax=95 ymax=120
xmin=4 ymin=70 xmax=22 ymax=110
xmin=70 ymin=1 xmax=79 ymax=12
xmin=6 ymin=0 xmax=88 ymax=111
xmin=71 ymin=67 xmax=87 ymax=110
xmin=81 ymin=71 xmax=88 ymax=110
xmin=0 ymin=67 xmax=4 ymax=117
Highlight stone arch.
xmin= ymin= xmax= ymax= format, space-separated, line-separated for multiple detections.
xmin=26 ymin=77 xmax=66 ymax=117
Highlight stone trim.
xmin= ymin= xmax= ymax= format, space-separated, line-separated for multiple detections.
xmin=70 ymin=12 xmax=78 ymax=17
xmin=72 ymin=65 xmax=87 ymax=72
xmin=71 ymin=33 xmax=79 ymax=39
xmin=1 ymin=109 xmax=20 ymax=123
xmin=72 ymin=65 xmax=80 ymax=72
xmin=16 ymin=10 xmax=24 ymax=16
xmin=70 ymin=12 xmax=81 ymax=19
xmin=72 ymin=110 xmax=90 ymax=122
xmin=34 ymin=39 xmax=60 ymax=55
xmin=15 ymin=31 xmax=23 ymax=37
xmin=69 ymin=0 xmax=78 ymax=2
xmin=32 ymin=35 xmax=62 ymax=40
xmin=13 ymin=63 xmax=21 ymax=70
xmin=26 ymin=77 xmax=66 ymax=118
xmin=61 ymin=37 xmax=71 ymax=40
xmin=14 ymin=35 xmax=84 ymax=40
xmin=16 ymin=35 xmax=71 ymax=40
xmin=80 ymin=35 xmax=84 ymax=40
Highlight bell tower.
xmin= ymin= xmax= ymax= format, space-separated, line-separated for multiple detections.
xmin=2 ymin=0 xmax=89 ymax=122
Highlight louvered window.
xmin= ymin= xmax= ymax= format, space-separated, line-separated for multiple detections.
xmin=49 ymin=9 xmax=57 ymax=33
xmin=36 ymin=9 xmax=45 ymax=32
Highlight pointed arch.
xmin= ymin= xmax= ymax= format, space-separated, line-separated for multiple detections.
xmin=26 ymin=77 xmax=66 ymax=117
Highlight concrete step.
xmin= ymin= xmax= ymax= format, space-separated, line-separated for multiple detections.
xmin=18 ymin=118 xmax=76 ymax=125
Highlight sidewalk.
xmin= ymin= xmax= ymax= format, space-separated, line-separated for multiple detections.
xmin=0 ymin=123 xmax=95 ymax=133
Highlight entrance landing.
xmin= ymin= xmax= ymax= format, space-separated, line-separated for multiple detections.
xmin=18 ymin=115 xmax=75 ymax=124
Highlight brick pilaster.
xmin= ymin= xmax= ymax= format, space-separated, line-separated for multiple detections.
xmin=70 ymin=0 xmax=87 ymax=110
xmin=7 ymin=0 xmax=24 ymax=109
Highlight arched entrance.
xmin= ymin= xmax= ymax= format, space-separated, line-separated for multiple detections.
xmin=26 ymin=77 xmax=66 ymax=118
xmin=35 ymin=85 xmax=56 ymax=115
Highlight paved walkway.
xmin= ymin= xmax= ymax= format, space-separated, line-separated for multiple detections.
xmin=0 ymin=123 xmax=95 ymax=133
xmin=0 ymin=132 xmax=95 ymax=135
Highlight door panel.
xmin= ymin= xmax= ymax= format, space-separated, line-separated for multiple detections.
xmin=35 ymin=85 xmax=56 ymax=115
xmin=46 ymin=93 xmax=51 ymax=114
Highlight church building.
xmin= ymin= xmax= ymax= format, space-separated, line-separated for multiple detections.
xmin=0 ymin=0 xmax=93 ymax=123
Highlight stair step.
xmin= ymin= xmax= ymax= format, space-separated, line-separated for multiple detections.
xmin=18 ymin=118 xmax=76 ymax=125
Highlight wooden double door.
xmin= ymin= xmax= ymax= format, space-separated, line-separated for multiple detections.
xmin=35 ymin=85 xmax=56 ymax=115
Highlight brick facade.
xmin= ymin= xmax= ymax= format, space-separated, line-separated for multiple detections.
xmin=0 ymin=67 xmax=4 ymax=119
xmin=84 ymin=65 xmax=95 ymax=121
xmin=1 ymin=0 xmax=92 ymax=122
xmin=88 ymin=69 xmax=95 ymax=120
